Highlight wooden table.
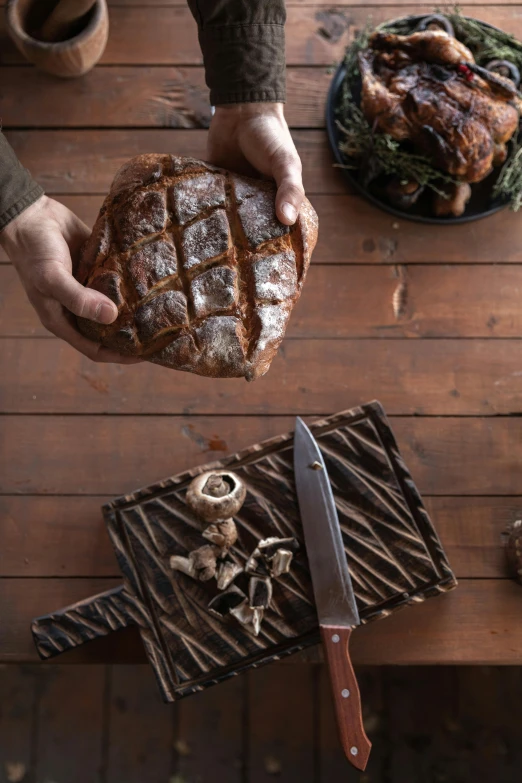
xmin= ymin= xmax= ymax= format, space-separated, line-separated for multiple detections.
xmin=1 ymin=0 xmax=521 ymax=666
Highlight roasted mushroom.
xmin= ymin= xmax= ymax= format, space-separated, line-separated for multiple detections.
xmin=386 ymin=178 xmax=424 ymax=209
xmin=415 ymin=14 xmax=455 ymax=37
xmin=216 ymin=556 xmax=243 ymax=591
xmin=186 ymin=471 xmax=247 ymax=523
xmin=486 ymin=59 xmax=521 ymax=88
xmin=171 ymin=545 xmax=218 ymax=582
xmin=433 ymin=182 xmax=472 ymax=217
xmin=230 ymin=600 xmax=264 ymax=636
xmin=202 ymin=518 xmax=238 ymax=550
xmin=208 ymin=586 xmax=246 ymax=617
xmin=504 ymin=520 xmax=522 ymax=585
xmin=249 ymin=576 xmax=273 ymax=610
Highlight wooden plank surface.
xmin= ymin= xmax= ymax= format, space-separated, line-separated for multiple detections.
xmin=3 ymin=189 xmax=522 ymax=266
xmin=386 ymin=668 xmax=462 ymax=782
xmin=1 ymin=579 xmax=521 ymax=664
xmin=1 ymin=663 xmax=522 ymax=783
xmin=455 ymin=668 xmax=522 ymax=780
xmin=2 ymin=415 xmax=522 ymax=496
xmin=0 ymin=496 xmax=119 ymax=577
xmin=0 ymin=495 xmax=511 ymax=579
xmin=0 ymin=667 xmax=35 ymax=783
xmin=248 ymin=664 xmax=316 ymax=783
xmin=2 ymin=7 xmax=521 ymax=67
xmin=5 ymin=192 xmax=522 ymax=265
xmin=0 ymin=67 xmax=330 ymax=129
xmin=6 ymin=264 xmax=522 ymax=337
xmin=106 ymin=665 xmax=175 ymax=782
xmin=35 ymin=667 xmax=106 ymax=783
xmin=2 ymin=337 xmax=522 ymax=416
xmin=176 ymin=676 xmax=244 ymax=783
xmin=3 ymin=130 xmax=342 ymax=197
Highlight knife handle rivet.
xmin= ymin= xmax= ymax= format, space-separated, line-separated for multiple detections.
xmin=332 ymin=634 xmax=340 ymax=643
xmin=342 ymin=689 xmax=350 ymax=698
xmin=350 ymin=747 xmax=358 ymax=757
xmin=310 ymin=461 xmax=323 ymax=471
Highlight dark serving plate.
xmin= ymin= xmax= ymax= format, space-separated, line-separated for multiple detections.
xmin=326 ymin=14 xmax=520 ymax=225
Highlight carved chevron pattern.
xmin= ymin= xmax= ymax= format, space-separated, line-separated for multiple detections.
xmin=32 ymin=402 xmax=456 ymax=702
xmin=104 ymin=402 xmax=456 ymax=701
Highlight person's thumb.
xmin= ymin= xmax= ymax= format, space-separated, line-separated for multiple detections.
xmin=271 ymin=146 xmax=305 ymax=226
xmin=35 ymin=262 xmax=118 ymax=324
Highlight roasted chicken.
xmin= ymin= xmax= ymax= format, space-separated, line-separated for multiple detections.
xmin=359 ymin=29 xmax=522 ymax=198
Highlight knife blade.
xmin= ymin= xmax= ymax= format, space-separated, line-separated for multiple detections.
xmin=293 ymin=417 xmax=371 ymax=771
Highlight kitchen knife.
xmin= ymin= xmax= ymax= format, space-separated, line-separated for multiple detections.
xmin=293 ymin=417 xmax=372 ymax=771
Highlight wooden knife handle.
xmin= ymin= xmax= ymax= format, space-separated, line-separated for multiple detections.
xmin=320 ymin=625 xmax=372 ymax=771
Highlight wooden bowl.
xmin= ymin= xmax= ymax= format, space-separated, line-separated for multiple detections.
xmin=6 ymin=0 xmax=109 ymax=78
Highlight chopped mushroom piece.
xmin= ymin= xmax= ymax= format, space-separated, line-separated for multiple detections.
xmin=251 ymin=608 xmax=263 ymax=636
xmin=230 ymin=600 xmax=264 ymax=636
xmin=249 ymin=576 xmax=273 ymax=610
xmin=245 ymin=549 xmax=269 ymax=577
xmin=270 ymin=549 xmax=294 ymax=578
xmin=186 ymin=470 xmax=246 ymax=522
xmin=202 ymin=519 xmax=238 ymax=550
xmin=258 ymin=537 xmax=300 ymax=560
xmin=189 ymin=545 xmax=218 ymax=581
xmin=216 ymin=558 xmax=243 ymax=591
xmin=208 ymin=586 xmax=246 ymax=617
xmin=169 ymin=554 xmax=196 ymax=578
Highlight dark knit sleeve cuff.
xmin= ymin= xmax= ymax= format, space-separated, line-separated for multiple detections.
xmin=0 ymin=133 xmax=44 ymax=232
xmin=199 ymin=23 xmax=286 ymax=105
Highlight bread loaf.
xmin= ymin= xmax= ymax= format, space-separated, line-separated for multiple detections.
xmin=75 ymin=154 xmax=318 ymax=380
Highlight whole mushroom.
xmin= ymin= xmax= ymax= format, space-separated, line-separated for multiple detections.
xmin=433 ymin=182 xmax=472 ymax=218
xmin=386 ymin=178 xmax=424 ymax=209
xmin=186 ymin=471 xmax=246 ymax=523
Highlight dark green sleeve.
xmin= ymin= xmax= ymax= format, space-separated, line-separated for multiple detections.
xmin=0 ymin=133 xmax=44 ymax=232
xmin=187 ymin=0 xmax=286 ymax=105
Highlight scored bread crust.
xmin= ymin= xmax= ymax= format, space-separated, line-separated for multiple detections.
xmin=75 ymin=154 xmax=318 ymax=381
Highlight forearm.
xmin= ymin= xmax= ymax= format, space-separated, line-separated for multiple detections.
xmin=187 ymin=0 xmax=286 ymax=105
xmin=0 ymin=133 xmax=44 ymax=232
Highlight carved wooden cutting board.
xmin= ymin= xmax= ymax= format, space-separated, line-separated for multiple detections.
xmin=32 ymin=401 xmax=456 ymax=701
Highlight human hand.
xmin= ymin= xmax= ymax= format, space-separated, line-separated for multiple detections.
xmin=0 ymin=195 xmax=140 ymax=363
xmin=207 ymin=103 xmax=305 ymax=226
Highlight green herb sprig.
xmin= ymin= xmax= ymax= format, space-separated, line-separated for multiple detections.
xmin=449 ymin=10 xmax=522 ymax=70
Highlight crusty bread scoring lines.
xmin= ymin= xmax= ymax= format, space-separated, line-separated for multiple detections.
xmin=77 ymin=155 xmax=318 ymax=379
